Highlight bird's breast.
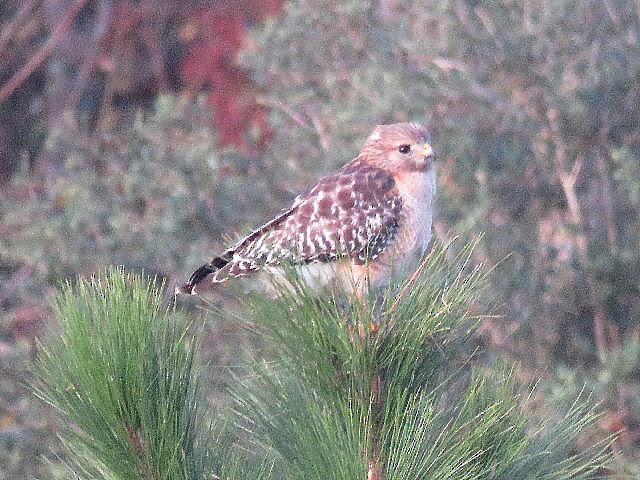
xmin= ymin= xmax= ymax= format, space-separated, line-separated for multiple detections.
xmin=385 ymin=169 xmax=436 ymax=271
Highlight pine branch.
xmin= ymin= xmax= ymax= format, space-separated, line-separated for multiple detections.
xmin=32 ymin=268 xmax=216 ymax=480
xmin=31 ymin=249 xmax=614 ymax=479
xmin=230 ymin=238 xmax=613 ymax=479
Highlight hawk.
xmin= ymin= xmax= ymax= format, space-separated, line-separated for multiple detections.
xmin=177 ymin=122 xmax=436 ymax=297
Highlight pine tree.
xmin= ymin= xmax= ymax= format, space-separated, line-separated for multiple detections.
xmin=231 ymin=240 xmax=612 ymax=479
xmin=33 ymin=243 xmax=612 ymax=479
xmin=32 ymin=267 xmax=269 ymax=480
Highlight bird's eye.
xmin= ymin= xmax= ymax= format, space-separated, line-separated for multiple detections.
xmin=398 ymin=144 xmax=411 ymax=154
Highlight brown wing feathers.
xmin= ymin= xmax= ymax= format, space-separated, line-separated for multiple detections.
xmin=178 ymin=164 xmax=402 ymax=294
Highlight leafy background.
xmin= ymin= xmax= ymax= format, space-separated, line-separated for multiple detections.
xmin=0 ymin=0 xmax=638 ymax=478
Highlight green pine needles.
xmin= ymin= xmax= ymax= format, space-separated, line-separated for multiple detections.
xmin=234 ymin=240 xmax=612 ymax=479
xmin=33 ymin=268 xmax=214 ymax=480
xmin=33 ymin=244 xmax=613 ymax=479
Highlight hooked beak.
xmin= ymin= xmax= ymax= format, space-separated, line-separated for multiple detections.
xmin=419 ymin=143 xmax=435 ymax=160
xmin=414 ymin=143 xmax=435 ymax=171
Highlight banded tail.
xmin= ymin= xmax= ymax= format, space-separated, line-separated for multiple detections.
xmin=175 ymin=256 xmax=229 ymax=295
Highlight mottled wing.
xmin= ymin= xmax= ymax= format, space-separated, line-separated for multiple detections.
xmin=214 ymin=162 xmax=402 ymax=281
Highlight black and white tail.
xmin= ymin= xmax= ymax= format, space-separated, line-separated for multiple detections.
xmin=175 ymin=256 xmax=229 ymax=295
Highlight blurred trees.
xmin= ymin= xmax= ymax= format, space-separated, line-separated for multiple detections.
xmin=0 ymin=1 xmax=47 ymax=181
xmin=0 ymin=0 xmax=282 ymax=181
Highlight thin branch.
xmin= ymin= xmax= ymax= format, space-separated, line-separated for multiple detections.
xmin=0 ymin=0 xmax=36 ymax=55
xmin=308 ymin=112 xmax=330 ymax=152
xmin=473 ymin=5 xmax=497 ymax=38
xmin=548 ymin=107 xmax=584 ymax=236
xmin=66 ymin=0 xmax=113 ymax=112
xmin=0 ymin=0 xmax=89 ymax=105
xmin=255 ymin=95 xmax=314 ymax=131
xmin=427 ymin=56 xmax=467 ymax=73
xmin=556 ymin=154 xmax=585 ymax=228
xmin=126 ymin=424 xmax=154 ymax=480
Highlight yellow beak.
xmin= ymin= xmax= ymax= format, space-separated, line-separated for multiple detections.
xmin=419 ymin=143 xmax=435 ymax=159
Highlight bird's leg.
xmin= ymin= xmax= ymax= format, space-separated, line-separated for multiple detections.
xmin=353 ymin=269 xmax=382 ymax=340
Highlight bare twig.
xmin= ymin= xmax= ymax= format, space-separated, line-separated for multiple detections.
xmin=66 ymin=0 xmax=113 ymax=112
xmin=308 ymin=112 xmax=330 ymax=152
xmin=255 ymin=96 xmax=314 ymax=131
xmin=0 ymin=0 xmax=36 ymax=55
xmin=427 ymin=56 xmax=467 ymax=73
xmin=474 ymin=6 xmax=497 ymax=37
xmin=556 ymin=154 xmax=584 ymax=228
xmin=0 ymin=0 xmax=89 ymax=105
xmin=548 ymin=106 xmax=619 ymax=358
xmin=548 ymin=108 xmax=585 ymax=253
xmin=126 ymin=424 xmax=154 ymax=480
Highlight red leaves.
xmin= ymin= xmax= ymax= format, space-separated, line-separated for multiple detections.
xmin=180 ymin=3 xmax=283 ymax=153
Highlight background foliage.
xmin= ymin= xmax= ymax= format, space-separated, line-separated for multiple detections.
xmin=0 ymin=0 xmax=638 ymax=477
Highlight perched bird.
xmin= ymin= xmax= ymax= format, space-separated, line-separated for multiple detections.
xmin=177 ymin=122 xmax=436 ymax=297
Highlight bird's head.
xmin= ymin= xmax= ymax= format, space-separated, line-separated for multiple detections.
xmin=361 ymin=122 xmax=435 ymax=173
